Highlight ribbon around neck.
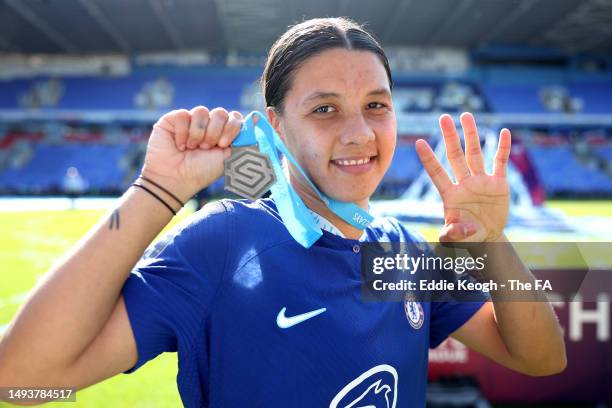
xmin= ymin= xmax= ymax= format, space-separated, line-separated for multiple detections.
xmin=231 ymin=111 xmax=373 ymax=248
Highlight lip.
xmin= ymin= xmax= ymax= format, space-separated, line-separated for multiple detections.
xmin=331 ymin=155 xmax=377 ymax=175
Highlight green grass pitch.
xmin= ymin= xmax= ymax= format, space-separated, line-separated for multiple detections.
xmin=0 ymin=209 xmax=183 ymax=407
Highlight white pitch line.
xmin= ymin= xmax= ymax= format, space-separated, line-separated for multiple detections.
xmin=0 ymin=197 xmax=117 ymax=212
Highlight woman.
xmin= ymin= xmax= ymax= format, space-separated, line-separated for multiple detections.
xmin=0 ymin=18 xmax=565 ymax=407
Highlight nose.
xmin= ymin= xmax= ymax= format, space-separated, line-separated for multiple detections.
xmin=339 ymin=113 xmax=375 ymax=146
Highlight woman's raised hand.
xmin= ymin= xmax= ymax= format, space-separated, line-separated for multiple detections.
xmin=415 ymin=113 xmax=511 ymax=243
xmin=140 ymin=106 xmax=244 ymax=202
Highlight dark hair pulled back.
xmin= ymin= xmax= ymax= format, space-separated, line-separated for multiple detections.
xmin=262 ymin=17 xmax=393 ymax=114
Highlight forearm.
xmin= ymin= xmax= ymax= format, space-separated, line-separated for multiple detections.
xmin=478 ymin=235 xmax=566 ymax=372
xmin=0 ymin=186 xmax=174 ymax=381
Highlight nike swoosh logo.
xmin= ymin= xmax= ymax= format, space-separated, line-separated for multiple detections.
xmin=276 ymin=307 xmax=327 ymax=329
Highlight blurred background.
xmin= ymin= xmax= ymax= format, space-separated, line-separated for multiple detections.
xmin=0 ymin=0 xmax=610 ymax=406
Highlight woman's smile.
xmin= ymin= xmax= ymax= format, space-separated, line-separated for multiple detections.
xmin=331 ymin=155 xmax=377 ymax=174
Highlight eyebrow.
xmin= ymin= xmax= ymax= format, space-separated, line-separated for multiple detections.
xmin=301 ymin=88 xmax=392 ymax=106
xmin=367 ymin=88 xmax=393 ymax=99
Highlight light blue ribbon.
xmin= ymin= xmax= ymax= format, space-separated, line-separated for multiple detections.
xmin=232 ymin=111 xmax=373 ymax=248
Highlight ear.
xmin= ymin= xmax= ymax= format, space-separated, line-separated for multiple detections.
xmin=266 ymin=106 xmax=287 ymax=143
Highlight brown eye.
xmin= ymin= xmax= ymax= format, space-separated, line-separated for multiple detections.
xmin=313 ymin=105 xmax=337 ymax=114
xmin=367 ymin=102 xmax=386 ymax=109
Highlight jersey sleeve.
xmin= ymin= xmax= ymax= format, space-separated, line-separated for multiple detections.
xmin=426 ymin=241 xmax=489 ymax=347
xmin=429 ymin=300 xmax=487 ymax=348
xmin=391 ymin=220 xmax=489 ymax=349
xmin=426 ymin=243 xmax=489 ymax=348
xmin=121 ymin=201 xmax=230 ymax=373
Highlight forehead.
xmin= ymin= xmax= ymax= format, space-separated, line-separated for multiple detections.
xmin=286 ymin=48 xmax=390 ymax=102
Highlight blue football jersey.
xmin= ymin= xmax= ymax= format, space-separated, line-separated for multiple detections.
xmin=122 ymin=198 xmax=486 ymax=407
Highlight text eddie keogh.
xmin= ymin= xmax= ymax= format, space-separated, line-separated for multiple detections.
xmin=369 ymin=253 xmax=554 ymax=293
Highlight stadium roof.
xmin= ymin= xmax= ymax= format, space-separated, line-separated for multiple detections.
xmin=0 ymin=0 xmax=611 ymax=55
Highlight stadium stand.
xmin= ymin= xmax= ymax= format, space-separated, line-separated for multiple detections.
xmin=0 ymin=139 xmax=132 ymax=194
xmin=595 ymin=145 xmax=612 ymax=162
xmin=568 ymin=83 xmax=612 ymax=114
xmin=0 ymin=57 xmax=611 ymax=198
xmin=527 ymin=143 xmax=612 ymax=196
xmin=0 ymin=67 xmax=261 ymax=111
xmin=481 ymin=84 xmax=549 ymax=113
xmin=380 ymin=143 xmax=422 ymax=195
xmin=392 ymin=81 xmax=487 ymax=113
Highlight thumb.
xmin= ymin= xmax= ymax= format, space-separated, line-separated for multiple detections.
xmin=439 ymin=222 xmax=478 ymax=243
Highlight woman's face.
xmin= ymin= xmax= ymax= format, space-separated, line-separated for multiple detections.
xmin=268 ymin=48 xmax=397 ymax=207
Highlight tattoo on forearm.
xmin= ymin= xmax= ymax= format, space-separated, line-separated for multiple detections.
xmin=108 ymin=209 xmax=120 ymax=230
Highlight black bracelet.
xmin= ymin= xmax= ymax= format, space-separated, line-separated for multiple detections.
xmin=138 ymin=175 xmax=185 ymax=207
xmin=132 ymin=183 xmax=177 ymax=216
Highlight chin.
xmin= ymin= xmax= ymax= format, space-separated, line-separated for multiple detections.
xmin=323 ymin=184 xmax=376 ymax=205
xmin=311 ymin=169 xmax=382 ymax=204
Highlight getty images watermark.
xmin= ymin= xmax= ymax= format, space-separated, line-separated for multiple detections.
xmin=360 ymin=242 xmax=611 ymax=302
xmin=370 ymin=251 xmax=552 ymax=292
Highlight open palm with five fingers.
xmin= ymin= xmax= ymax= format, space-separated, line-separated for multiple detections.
xmin=415 ymin=112 xmax=511 ymax=243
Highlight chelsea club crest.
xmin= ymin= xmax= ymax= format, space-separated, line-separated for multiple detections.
xmin=404 ymin=294 xmax=424 ymax=330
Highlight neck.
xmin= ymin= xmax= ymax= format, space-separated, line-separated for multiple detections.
xmin=287 ymin=167 xmax=368 ymax=240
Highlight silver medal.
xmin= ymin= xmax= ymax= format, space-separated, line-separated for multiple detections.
xmin=224 ymin=146 xmax=276 ymax=200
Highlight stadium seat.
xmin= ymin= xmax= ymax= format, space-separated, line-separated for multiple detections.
xmin=0 ymin=143 xmax=130 ymax=193
xmin=527 ymin=144 xmax=612 ymax=195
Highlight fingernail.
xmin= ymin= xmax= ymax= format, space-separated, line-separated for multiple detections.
xmin=219 ymin=138 xmax=228 ymax=147
xmin=179 ymin=144 xmax=186 ymax=151
xmin=200 ymin=143 xmax=210 ymax=149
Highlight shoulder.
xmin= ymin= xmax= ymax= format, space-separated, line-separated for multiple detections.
xmin=171 ymin=197 xmax=291 ymax=251
xmin=367 ymin=216 xmax=430 ymax=248
xmin=173 ymin=197 xmax=278 ymax=233
xmin=138 ymin=198 xmax=290 ymax=284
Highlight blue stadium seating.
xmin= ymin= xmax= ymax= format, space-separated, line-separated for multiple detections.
xmin=527 ymin=145 xmax=612 ymax=195
xmin=0 ymin=143 xmax=129 ymax=192
xmin=0 ymin=68 xmax=261 ymax=111
xmin=568 ymin=84 xmax=612 ymax=114
xmin=472 ymin=66 xmax=612 ymax=114
xmin=0 ymin=64 xmax=611 ymax=197
xmin=382 ymin=145 xmax=422 ymax=188
xmin=594 ymin=146 xmax=612 ymax=162
xmin=480 ymin=85 xmax=548 ymax=113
